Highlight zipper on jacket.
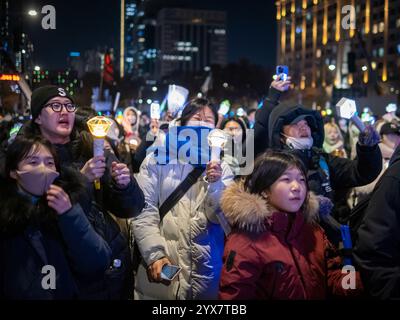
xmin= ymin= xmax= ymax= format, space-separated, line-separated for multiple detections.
xmin=284 ymin=214 xmax=308 ymax=299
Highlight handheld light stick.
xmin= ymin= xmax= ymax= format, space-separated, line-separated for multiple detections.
xmin=218 ymin=100 xmax=230 ymax=116
xmin=386 ymin=103 xmax=397 ymax=113
xmin=208 ymin=129 xmax=229 ymax=162
xmin=236 ymin=107 xmax=246 ymax=117
xmin=115 ymin=110 xmax=123 ymax=125
xmin=87 ymin=116 xmax=113 ymax=190
xmin=167 ymin=84 xmax=189 ymax=117
xmin=336 ymin=98 xmax=366 ymax=132
xmin=150 ymin=102 xmax=161 ymax=120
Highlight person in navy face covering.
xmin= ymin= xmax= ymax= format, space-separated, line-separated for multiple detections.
xmin=132 ymin=98 xmax=234 ymax=300
xmin=0 ymin=137 xmax=111 ymax=299
xmin=4 ymin=85 xmax=145 ymax=299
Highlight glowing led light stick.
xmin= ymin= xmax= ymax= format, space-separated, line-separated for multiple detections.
xmin=167 ymin=84 xmax=189 ymax=117
xmin=87 ymin=116 xmax=113 ymax=190
xmin=336 ymin=98 xmax=366 ymax=132
xmin=208 ymin=129 xmax=229 ymax=162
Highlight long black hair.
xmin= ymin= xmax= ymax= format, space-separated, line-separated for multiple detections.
xmin=1 ymin=136 xmax=61 ymax=234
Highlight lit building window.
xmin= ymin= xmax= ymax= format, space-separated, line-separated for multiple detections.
xmin=378 ymin=22 xmax=385 ymax=33
xmin=214 ymin=29 xmax=226 ymax=35
xmin=162 ymin=55 xmax=192 ymax=61
xmin=126 ymin=4 xmax=136 ymax=16
xmin=372 ymin=24 xmax=378 ymax=34
xmin=397 ymin=18 xmax=400 ymax=28
xmin=378 ymin=48 xmax=384 ymax=57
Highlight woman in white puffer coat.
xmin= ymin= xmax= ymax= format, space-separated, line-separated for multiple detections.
xmin=132 ymin=98 xmax=234 ymax=300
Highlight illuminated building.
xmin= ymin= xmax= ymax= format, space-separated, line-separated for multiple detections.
xmin=156 ymin=8 xmax=227 ymax=79
xmin=275 ymin=0 xmax=400 ymax=90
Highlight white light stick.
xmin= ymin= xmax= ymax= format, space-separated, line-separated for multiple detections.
xmin=208 ymin=129 xmax=229 ymax=162
xmin=218 ymin=100 xmax=230 ymax=115
xmin=87 ymin=116 xmax=113 ymax=189
xmin=236 ymin=107 xmax=246 ymax=117
xmin=386 ymin=103 xmax=397 ymax=113
xmin=336 ymin=98 xmax=366 ymax=132
xmin=150 ymin=102 xmax=161 ymax=120
xmin=167 ymin=85 xmax=189 ymax=116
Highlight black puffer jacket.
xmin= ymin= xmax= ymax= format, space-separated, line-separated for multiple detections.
xmin=0 ymin=168 xmax=111 ymax=299
xmin=354 ymin=145 xmax=400 ymax=299
xmin=257 ymin=101 xmax=382 ymax=244
xmin=267 ymin=103 xmax=382 ymax=199
xmin=14 ymin=122 xmax=145 ymax=299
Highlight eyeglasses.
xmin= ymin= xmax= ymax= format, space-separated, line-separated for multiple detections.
xmin=45 ymin=102 xmax=77 ymax=113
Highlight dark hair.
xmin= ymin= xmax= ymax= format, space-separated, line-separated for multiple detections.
xmin=179 ymin=98 xmax=218 ymax=126
xmin=74 ymin=106 xmax=97 ymax=132
xmin=244 ymin=150 xmax=308 ymax=195
xmin=220 ymin=116 xmax=248 ymax=143
xmin=5 ymin=136 xmax=60 ymax=180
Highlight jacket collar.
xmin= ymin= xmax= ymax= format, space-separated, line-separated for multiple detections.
xmin=220 ymin=181 xmax=319 ymax=234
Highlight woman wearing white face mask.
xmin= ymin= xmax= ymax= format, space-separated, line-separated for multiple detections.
xmin=0 ymin=137 xmax=111 ymax=299
xmin=132 ymin=98 xmax=234 ymax=300
xmin=221 ymin=117 xmax=248 ymax=175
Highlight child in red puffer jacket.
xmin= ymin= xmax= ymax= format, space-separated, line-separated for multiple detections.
xmin=219 ymin=150 xmax=363 ymax=300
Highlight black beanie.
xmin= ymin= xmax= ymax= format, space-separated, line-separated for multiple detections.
xmin=30 ymin=85 xmax=75 ymax=120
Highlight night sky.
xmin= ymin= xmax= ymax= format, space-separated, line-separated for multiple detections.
xmin=25 ymin=0 xmax=276 ymax=70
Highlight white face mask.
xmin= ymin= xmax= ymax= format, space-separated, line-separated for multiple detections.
xmin=186 ymin=120 xmax=215 ymax=129
xmin=285 ymin=136 xmax=314 ymax=150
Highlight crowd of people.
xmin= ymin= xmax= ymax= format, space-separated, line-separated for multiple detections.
xmin=1 ymin=74 xmax=400 ymax=300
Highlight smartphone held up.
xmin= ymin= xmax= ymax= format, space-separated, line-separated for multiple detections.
xmin=276 ymin=65 xmax=289 ymax=81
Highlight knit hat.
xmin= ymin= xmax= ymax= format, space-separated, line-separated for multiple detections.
xmin=30 ymin=85 xmax=74 ymax=120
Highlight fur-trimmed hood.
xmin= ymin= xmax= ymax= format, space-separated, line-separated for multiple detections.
xmin=220 ymin=181 xmax=320 ymax=233
xmin=0 ymin=167 xmax=89 ymax=235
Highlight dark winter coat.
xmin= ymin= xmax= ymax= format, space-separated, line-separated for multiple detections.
xmin=353 ymin=144 xmax=400 ymax=299
xmin=14 ymin=122 xmax=145 ymax=299
xmin=267 ymin=103 xmax=382 ymax=197
xmin=254 ymin=91 xmax=382 ymax=243
xmin=0 ymin=168 xmax=111 ymax=300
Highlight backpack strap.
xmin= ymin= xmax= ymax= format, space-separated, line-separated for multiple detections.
xmin=158 ymin=166 xmax=205 ymax=222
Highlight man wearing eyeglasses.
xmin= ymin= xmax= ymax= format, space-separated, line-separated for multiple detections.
xmin=32 ymin=87 xmax=77 ymax=144
xmin=11 ymin=85 xmax=145 ymax=300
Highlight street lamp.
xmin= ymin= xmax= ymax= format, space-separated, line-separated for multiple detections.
xmin=328 ymin=64 xmax=336 ymax=71
xmin=28 ymin=10 xmax=38 ymax=16
xmin=34 ymin=66 xmax=40 ymax=71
